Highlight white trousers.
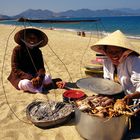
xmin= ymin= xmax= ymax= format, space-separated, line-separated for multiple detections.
xmin=18 ymin=74 xmax=52 ymax=93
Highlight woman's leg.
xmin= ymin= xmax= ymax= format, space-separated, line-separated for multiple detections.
xmin=18 ymin=79 xmax=42 ymax=93
xmin=43 ymin=74 xmax=52 ymax=85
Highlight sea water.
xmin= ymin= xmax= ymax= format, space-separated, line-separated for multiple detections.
xmin=0 ymin=16 xmax=140 ymax=39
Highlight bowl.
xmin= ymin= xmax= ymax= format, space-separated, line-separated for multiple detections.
xmin=63 ymin=90 xmax=87 ymax=103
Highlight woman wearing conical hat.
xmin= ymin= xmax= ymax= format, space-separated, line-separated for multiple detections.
xmin=91 ymin=30 xmax=140 ymax=111
xmin=8 ymin=28 xmax=64 ymax=93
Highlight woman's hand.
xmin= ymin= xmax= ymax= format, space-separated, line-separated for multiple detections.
xmin=31 ymin=76 xmax=43 ymax=88
xmin=56 ymin=81 xmax=66 ymax=89
xmin=123 ymin=92 xmax=140 ymax=105
xmin=123 ymin=94 xmax=133 ymax=105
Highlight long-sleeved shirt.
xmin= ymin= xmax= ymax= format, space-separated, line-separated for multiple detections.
xmin=8 ymin=45 xmax=45 ymax=89
xmin=103 ymin=55 xmax=140 ymax=95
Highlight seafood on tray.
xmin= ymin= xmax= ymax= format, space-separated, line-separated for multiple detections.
xmin=26 ymin=100 xmax=74 ymax=128
xmin=75 ymin=95 xmax=135 ymax=118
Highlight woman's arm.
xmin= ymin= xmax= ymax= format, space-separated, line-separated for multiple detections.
xmin=11 ymin=47 xmax=33 ymax=79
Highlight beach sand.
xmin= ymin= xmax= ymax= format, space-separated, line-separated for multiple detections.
xmin=0 ymin=24 xmax=140 ymax=140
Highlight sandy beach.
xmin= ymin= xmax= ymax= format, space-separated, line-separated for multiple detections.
xmin=0 ymin=24 xmax=140 ymax=140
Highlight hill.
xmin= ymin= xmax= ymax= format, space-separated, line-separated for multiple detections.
xmin=0 ymin=8 xmax=140 ymax=20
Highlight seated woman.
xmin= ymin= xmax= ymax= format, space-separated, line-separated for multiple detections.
xmin=8 ymin=28 xmax=64 ymax=93
xmin=90 ymin=30 xmax=140 ymax=112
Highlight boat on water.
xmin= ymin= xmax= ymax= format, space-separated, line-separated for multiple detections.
xmin=17 ymin=17 xmax=100 ymax=23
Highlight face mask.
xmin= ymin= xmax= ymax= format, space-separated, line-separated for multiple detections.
xmin=21 ymin=39 xmax=43 ymax=49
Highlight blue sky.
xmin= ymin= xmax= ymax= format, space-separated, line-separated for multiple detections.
xmin=0 ymin=0 xmax=140 ymax=16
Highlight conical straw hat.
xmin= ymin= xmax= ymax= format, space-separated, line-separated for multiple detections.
xmin=14 ymin=28 xmax=48 ymax=48
xmin=91 ymin=30 xmax=140 ymax=55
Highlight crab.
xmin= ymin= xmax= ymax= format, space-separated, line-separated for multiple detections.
xmin=76 ymin=96 xmax=136 ymax=118
xmin=108 ymin=99 xmax=134 ymax=117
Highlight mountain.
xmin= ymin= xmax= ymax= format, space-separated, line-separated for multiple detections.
xmin=0 ymin=14 xmax=11 ymax=20
xmin=114 ymin=8 xmax=140 ymax=14
xmin=0 ymin=8 xmax=140 ymax=20
xmin=12 ymin=9 xmax=58 ymax=19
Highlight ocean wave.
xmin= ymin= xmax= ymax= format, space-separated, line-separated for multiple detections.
xmin=53 ymin=28 xmax=140 ymax=40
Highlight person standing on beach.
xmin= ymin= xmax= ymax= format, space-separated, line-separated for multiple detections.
xmin=90 ymin=30 xmax=140 ymax=113
xmin=8 ymin=28 xmax=64 ymax=93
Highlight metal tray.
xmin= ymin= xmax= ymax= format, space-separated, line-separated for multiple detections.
xmin=76 ymin=77 xmax=123 ymax=95
xmin=26 ymin=100 xmax=74 ymax=128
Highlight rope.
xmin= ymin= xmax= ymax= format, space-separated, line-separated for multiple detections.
xmin=1 ymin=25 xmax=32 ymax=125
xmin=47 ymin=43 xmax=73 ymax=83
xmin=25 ymin=46 xmax=38 ymax=73
xmin=1 ymin=19 xmax=105 ymax=125
xmin=79 ymin=20 xmax=104 ymax=78
xmin=79 ymin=31 xmax=93 ymax=78
xmin=1 ymin=23 xmax=73 ymax=124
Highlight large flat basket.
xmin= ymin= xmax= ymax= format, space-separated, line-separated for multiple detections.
xmin=26 ymin=100 xmax=74 ymax=128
